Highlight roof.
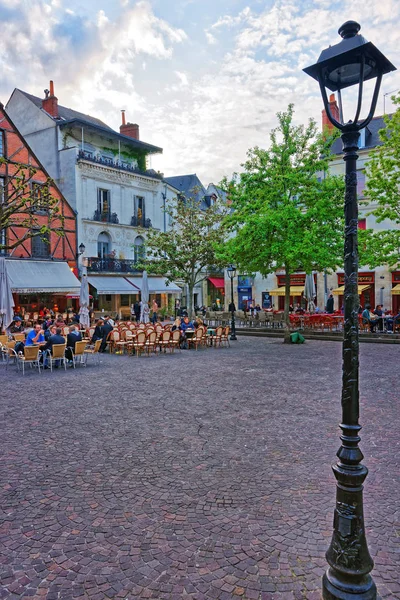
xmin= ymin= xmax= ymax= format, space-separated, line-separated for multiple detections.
xmin=164 ymin=174 xmax=209 ymax=209
xmin=330 ymin=115 xmax=388 ymax=155
xmin=17 ymin=89 xmax=162 ymax=155
xmin=17 ymin=89 xmax=113 ymax=131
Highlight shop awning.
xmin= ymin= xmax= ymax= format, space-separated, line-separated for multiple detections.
xmin=208 ymin=277 xmax=225 ymax=288
xmin=269 ymin=286 xmax=305 ymax=296
xmin=332 ymin=285 xmax=370 ymax=295
xmin=125 ymin=276 xmax=181 ymax=293
xmin=391 ymin=284 xmax=400 ymax=295
xmin=87 ymin=276 xmax=140 ymax=295
xmin=6 ymin=259 xmax=81 ymax=294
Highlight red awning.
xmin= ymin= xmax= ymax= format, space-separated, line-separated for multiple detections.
xmin=208 ymin=277 xmax=225 ymax=288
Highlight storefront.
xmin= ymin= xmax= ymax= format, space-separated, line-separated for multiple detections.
xmin=6 ymin=259 xmax=81 ymax=316
xmin=237 ymin=276 xmax=254 ymax=310
xmin=207 ymin=276 xmax=225 ymax=310
xmin=269 ymin=273 xmax=311 ymax=310
xmin=332 ymin=271 xmax=375 ymax=309
xmin=391 ymin=272 xmax=400 ymax=313
xmin=125 ymin=276 xmax=182 ymax=314
xmin=87 ymin=276 xmax=140 ymax=317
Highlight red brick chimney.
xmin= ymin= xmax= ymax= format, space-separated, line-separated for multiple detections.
xmin=120 ymin=111 xmax=139 ymax=140
xmin=322 ymin=93 xmax=339 ymax=134
xmin=42 ymin=80 xmax=59 ymax=118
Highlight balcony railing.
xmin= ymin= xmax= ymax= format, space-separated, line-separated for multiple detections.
xmin=77 ymin=150 xmax=163 ymax=180
xmin=86 ymin=257 xmax=140 ymax=274
xmin=92 ymin=210 xmax=119 ymax=224
xmin=130 ymin=215 xmax=152 ymax=228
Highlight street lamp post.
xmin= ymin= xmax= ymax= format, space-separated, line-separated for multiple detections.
xmin=227 ymin=265 xmax=237 ymax=340
xmin=304 ymin=22 xmax=395 ymax=600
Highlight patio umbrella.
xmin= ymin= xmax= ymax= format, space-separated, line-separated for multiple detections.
xmin=304 ymin=273 xmax=316 ymax=311
xmin=79 ymin=274 xmax=90 ymax=328
xmin=140 ymin=270 xmax=150 ymax=323
xmin=0 ymin=257 xmax=15 ymax=333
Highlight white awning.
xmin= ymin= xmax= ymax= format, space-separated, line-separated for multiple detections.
xmin=6 ymin=259 xmax=81 ymax=294
xmin=126 ymin=276 xmax=182 ymax=293
xmin=87 ymin=276 xmax=140 ymax=295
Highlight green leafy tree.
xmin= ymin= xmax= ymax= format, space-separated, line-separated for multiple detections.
xmin=0 ymin=158 xmax=63 ymax=252
xmin=359 ymin=93 xmax=400 ymax=268
xmin=218 ymin=104 xmax=345 ymax=342
xmin=139 ymin=194 xmax=228 ymax=317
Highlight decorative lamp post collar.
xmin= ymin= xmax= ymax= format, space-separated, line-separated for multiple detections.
xmin=227 ymin=265 xmax=236 ymax=280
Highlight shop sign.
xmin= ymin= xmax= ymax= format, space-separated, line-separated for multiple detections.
xmin=337 ymin=272 xmax=375 ymax=285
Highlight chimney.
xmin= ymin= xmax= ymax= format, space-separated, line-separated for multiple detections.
xmin=42 ymin=80 xmax=59 ymax=118
xmin=120 ymin=112 xmax=139 ymax=140
xmin=322 ymin=93 xmax=339 ymax=134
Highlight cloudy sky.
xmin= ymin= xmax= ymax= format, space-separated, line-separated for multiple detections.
xmin=1 ymin=0 xmax=400 ymax=184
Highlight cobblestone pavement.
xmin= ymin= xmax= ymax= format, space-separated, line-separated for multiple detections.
xmin=0 ymin=338 xmax=399 ymax=600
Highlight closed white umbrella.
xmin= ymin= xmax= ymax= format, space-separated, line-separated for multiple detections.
xmin=304 ymin=273 xmax=316 ymax=311
xmin=79 ymin=274 xmax=90 ymax=328
xmin=0 ymin=258 xmax=15 ymax=333
xmin=140 ymin=270 xmax=149 ymax=323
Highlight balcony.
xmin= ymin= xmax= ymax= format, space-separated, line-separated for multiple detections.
xmin=86 ymin=257 xmax=140 ymax=274
xmin=92 ymin=210 xmax=119 ymax=224
xmin=77 ymin=150 xmax=163 ymax=180
xmin=130 ymin=215 xmax=152 ymax=228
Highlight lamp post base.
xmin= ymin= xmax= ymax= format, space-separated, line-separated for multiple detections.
xmin=323 ymin=570 xmax=377 ymax=600
xmin=230 ymin=333 xmax=237 ymax=341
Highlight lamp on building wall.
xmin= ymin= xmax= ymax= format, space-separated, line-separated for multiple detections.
xmin=304 ymin=22 xmax=395 ymax=600
xmin=78 ymin=243 xmax=86 ymax=256
xmin=227 ymin=265 xmax=237 ymax=341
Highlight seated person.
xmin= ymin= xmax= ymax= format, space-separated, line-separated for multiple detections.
xmin=91 ymin=319 xmax=104 ymax=343
xmin=41 ymin=327 xmax=65 ymax=366
xmin=100 ymin=316 xmax=114 ymax=352
xmin=194 ymin=317 xmax=204 ymax=329
xmin=66 ymin=325 xmax=83 ymax=361
xmin=25 ymin=324 xmax=45 ymax=346
xmin=361 ymin=304 xmax=379 ymax=332
xmin=373 ymin=305 xmax=384 ymax=331
xmin=45 ymin=325 xmax=57 ymax=341
xmin=10 ymin=317 xmax=24 ymax=334
xmin=171 ymin=318 xmax=181 ymax=331
xmin=180 ymin=316 xmax=194 ymax=332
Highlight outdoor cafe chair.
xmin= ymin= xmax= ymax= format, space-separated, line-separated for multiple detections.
xmin=221 ymin=326 xmax=230 ymax=347
xmin=84 ymin=339 xmax=102 ymax=365
xmin=0 ymin=334 xmax=8 ymax=346
xmin=187 ymin=327 xmax=204 ymax=351
xmin=116 ymin=330 xmax=133 ymax=354
xmin=158 ymin=329 xmax=171 ymax=352
xmin=145 ymin=331 xmax=157 ymax=356
xmin=71 ymin=341 xmax=88 ymax=368
xmin=132 ymin=330 xmax=146 ymax=357
xmin=47 ymin=343 xmax=67 ymax=372
xmin=12 ymin=333 xmax=25 ymax=342
xmin=169 ymin=329 xmax=181 ymax=353
xmin=33 ymin=312 xmax=39 ymax=322
xmin=16 ymin=345 xmax=42 ymax=375
xmin=213 ymin=326 xmax=224 ymax=348
xmin=107 ymin=330 xmax=120 ymax=353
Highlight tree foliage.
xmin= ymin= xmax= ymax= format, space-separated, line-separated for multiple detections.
xmin=218 ymin=104 xmax=345 ymax=340
xmin=360 ymin=93 xmax=400 ymax=268
xmin=139 ymin=193 xmax=228 ymax=316
xmin=0 ymin=158 xmax=64 ymax=252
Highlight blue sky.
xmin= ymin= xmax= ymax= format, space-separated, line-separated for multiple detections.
xmin=1 ymin=0 xmax=400 ymax=184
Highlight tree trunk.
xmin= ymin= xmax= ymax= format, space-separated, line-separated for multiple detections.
xmin=187 ymin=282 xmax=195 ymax=319
xmin=283 ymin=268 xmax=291 ymax=343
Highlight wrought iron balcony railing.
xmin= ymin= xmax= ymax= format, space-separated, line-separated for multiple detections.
xmin=77 ymin=150 xmax=163 ymax=180
xmin=92 ymin=210 xmax=119 ymax=224
xmin=130 ymin=215 xmax=152 ymax=228
xmin=86 ymin=257 xmax=140 ymax=274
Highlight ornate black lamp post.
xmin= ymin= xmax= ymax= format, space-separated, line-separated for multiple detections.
xmin=227 ymin=265 xmax=237 ymax=340
xmin=304 ymin=22 xmax=395 ymax=600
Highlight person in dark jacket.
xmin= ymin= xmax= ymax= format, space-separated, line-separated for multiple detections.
xmin=65 ymin=325 xmax=83 ymax=361
xmin=91 ymin=319 xmax=104 ymax=343
xmin=41 ymin=327 xmax=65 ymax=367
xmin=326 ymin=294 xmax=334 ymax=314
xmin=100 ymin=317 xmax=113 ymax=352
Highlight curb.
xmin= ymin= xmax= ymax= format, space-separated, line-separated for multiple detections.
xmin=236 ymin=328 xmax=400 ymax=344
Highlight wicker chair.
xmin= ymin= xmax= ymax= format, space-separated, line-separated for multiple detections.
xmin=145 ymin=331 xmax=157 ymax=356
xmin=221 ymin=326 xmax=230 ymax=347
xmin=71 ymin=341 xmax=87 ymax=368
xmin=159 ymin=330 xmax=171 ymax=353
xmin=132 ymin=330 xmax=146 ymax=357
xmin=84 ymin=339 xmax=102 ymax=365
xmin=47 ymin=343 xmax=67 ymax=371
xmin=170 ymin=329 xmax=181 ymax=353
xmin=16 ymin=345 xmax=42 ymax=375
xmin=188 ymin=327 xmax=204 ymax=350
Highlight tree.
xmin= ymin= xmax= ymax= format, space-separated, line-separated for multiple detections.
xmin=359 ymin=93 xmax=400 ymax=268
xmin=218 ymin=104 xmax=345 ymax=342
xmin=0 ymin=158 xmax=63 ymax=253
xmin=139 ymin=194 xmax=228 ymax=317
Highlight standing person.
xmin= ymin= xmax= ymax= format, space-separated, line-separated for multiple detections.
xmin=152 ymin=299 xmax=158 ymax=324
xmin=133 ymin=300 xmax=141 ymax=323
xmin=326 ymin=293 xmax=334 ymax=314
xmin=100 ymin=316 xmax=113 ymax=352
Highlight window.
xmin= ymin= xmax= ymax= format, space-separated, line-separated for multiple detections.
xmin=97 ymin=231 xmax=111 ymax=258
xmin=134 ymin=196 xmax=145 ymax=226
xmin=31 ymin=232 xmax=50 ymax=258
xmin=134 ymin=236 xmax=145 ymax=262
xmin=31 ymin=182 xmax=48 ymax=213
xmin=358 ymin=218 xmax=367 ymax=230
xmin=97 ymin=189 xmax=110 ymax=216
xmin=0 ymin=131 xmax=4 ymax=157
xmin=357 ymin=170 xmax=366 ymax=198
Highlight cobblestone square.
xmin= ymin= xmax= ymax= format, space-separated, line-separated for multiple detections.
xmin=0 ymin=338 xmax=398 ymax=599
